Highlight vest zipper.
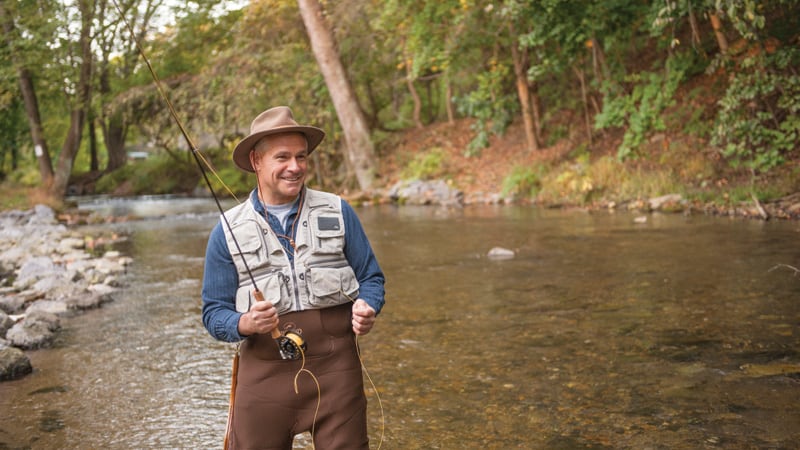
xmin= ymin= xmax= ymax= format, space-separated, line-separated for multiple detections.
xmin=289 ymin=263 xmax=302 ymax=311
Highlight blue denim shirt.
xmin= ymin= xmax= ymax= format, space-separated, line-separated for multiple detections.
xmin=201 ymin=189 xmax=386 ymax=342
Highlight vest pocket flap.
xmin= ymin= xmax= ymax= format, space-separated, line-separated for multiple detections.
xmin=307 ymin=266 xmax=360 ymax=306
xmin=228 ymin=221 xmax=263 ymax=254
xmin=227 ymin=220 xmax=269 ymax=273
xmin=312 ymin=216 xmax=344 ymax=238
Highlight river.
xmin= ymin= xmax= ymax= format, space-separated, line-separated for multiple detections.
xmin=1 ymin=196 xmax=798 ymax=449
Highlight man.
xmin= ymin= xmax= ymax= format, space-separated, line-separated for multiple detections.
xmin=202 ymin=106 xmax=385 ymax=449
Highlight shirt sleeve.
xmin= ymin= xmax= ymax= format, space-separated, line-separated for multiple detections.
xmin=341 ymin=200 xmax=386 ymax=314
xmin=201 ymin=221 xmax=246 ymax=342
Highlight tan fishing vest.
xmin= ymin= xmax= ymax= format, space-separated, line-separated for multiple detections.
xmin=221 ymin=188 xmax=359 ymax=314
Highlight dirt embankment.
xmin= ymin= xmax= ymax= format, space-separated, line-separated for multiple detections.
xmin=375 ymin=117 xmax=800 ymax=220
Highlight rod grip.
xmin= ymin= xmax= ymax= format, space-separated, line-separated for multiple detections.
xmin=252 ymin=290 xmax=282 ymax=339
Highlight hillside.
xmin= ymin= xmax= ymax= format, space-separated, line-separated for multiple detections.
xmin=377 ymin=114 xmax=800 ymax=219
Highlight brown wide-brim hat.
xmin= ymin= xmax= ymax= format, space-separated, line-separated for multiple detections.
xmin=232 ymin=106 xmax=325 ymax=172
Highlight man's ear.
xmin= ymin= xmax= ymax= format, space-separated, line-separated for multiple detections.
xmin=249 ymin=150 xmax=258 ymax=170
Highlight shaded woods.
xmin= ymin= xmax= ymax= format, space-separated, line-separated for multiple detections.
xmin=0 ymin=0 xmax=798 ymax=215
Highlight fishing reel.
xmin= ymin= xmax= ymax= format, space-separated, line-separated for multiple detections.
xmin=252 ymin=289 xmax=307 ymax=360
xmin=274 ymin=329 xmax=307 ymax=360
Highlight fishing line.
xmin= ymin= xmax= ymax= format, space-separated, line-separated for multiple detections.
xmin=292 ymin=345 xmax=321 ymax=450
xmin=342 ymin=290 xmax=386 ymax=450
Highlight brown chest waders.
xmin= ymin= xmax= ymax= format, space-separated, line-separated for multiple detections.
xmin=227 ymin=303 xmax=369 ymax=450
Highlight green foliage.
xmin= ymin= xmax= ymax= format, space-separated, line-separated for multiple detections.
xmin=5 ymin=0 xmax=799 ymax=200
xmin=96 ymin=153 xmax=199 ymax=196
xmin=712 ymin=46 xmax=800 ymax=171
xmin=400 ymin=147 xmax=448 ymax=181
xmin=454 ymin=61 xmax=516 ymax=157
xmin=206 ymin=165 xmax=253 ymax=198
xmin=595 ymin=54 xmax=691 ymax=160
xmin=501 ymin=163 xmax=547 ymax=199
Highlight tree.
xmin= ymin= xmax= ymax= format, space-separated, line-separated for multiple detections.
xmin=96 ymin=0 xmax=165 ymax=173
xmin=298 ymin=0 xmax=377 ymax=192
xmin=1 ymin=0 xmax=96 ymax=199
xmin=0 ymin=1 xmax=55 ymax=188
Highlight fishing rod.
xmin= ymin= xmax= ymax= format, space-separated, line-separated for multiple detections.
xmin=112 ymin=0 xmax=305 ymax=361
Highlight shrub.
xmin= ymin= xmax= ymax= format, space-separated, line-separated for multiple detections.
xmin=400 ymin=147 xmax=449 ymax=181
xmin=712 ymin=46 xmax=800 ymax=172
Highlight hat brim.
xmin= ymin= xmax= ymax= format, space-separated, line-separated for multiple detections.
xmin=232 ymin=125 xmax=325 ymax=172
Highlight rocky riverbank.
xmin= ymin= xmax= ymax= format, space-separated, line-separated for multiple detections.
xmin=385 ymin=179 xmax=800 ymax=220
xmin=0 ymin=205 xmax=131 ymax=381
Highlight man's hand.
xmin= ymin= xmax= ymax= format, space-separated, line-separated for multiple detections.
xmin=238 ymin=300 xmax=279 ymax=336
xmin=352 ymin=299 xmax=377 ymax=336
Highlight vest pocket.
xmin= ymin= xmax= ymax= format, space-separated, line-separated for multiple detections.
xmin=259 ymin=272 xmax=292 ymax=315
xmin=310 ymin=215 xmax=345 ymax=254
xmin=228 ymin=220 xmax=270 ymax=274
xmin=236 ymin=270 xmax=291 ymax=314
xmin=306 ymin=266 xmax=360 ymax=307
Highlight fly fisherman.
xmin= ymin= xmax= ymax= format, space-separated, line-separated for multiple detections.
xmin=201 ymin=106 xmax=385 ymax=449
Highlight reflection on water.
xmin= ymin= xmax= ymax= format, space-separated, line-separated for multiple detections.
xmin=1 ymin=198 xmax=798 ymax=449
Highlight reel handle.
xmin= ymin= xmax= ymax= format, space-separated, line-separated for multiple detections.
xmin=252 ymin=289 xmax=305 ymax=360
xmin=252 ymin=289 xmax=282 ymax=340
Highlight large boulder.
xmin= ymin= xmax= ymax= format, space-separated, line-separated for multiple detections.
xmin=0 ymin=344 xmax=33 ymax=381
xmin=5 ymin=310 xmax=61 ymax=349
xmin=388 ymin=179 xmax=464 ymax=206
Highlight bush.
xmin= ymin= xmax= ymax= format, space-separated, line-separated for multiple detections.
xmin=502 ymin=163 xmax=547 ymax=199
xmin=400 ymin=147 xmax=449 ymax=181
xmin=712 ymin=46 xmax=800 ymax=172
xmin=96 ymin=153 xmax=199 ymax=195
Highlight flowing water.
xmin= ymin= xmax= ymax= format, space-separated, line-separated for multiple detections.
xmin=1 ymin=197 xmax=798 ymax=449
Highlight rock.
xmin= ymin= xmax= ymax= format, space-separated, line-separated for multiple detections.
xmin=6 ymin=317 xmax=59 ymax=349
xmin=648 ymin=194 xmax=681 ymax=210
xmin=487 ymin=247 xmax=515 ymax=260
xmin=388 ymin=179 xmax=464 ymax=206
xmin=58 ymin=237 xmax=86 ymax=253
xmin=0 ymin=205 xmax=133 ymax=376
xmin=64 ymin=291 xmax=108 ymax=310
xmin=25 ymin=299 xmax=69 ymax=317
xmin=14 ymin=256 xmax=64 ymax=290
xmin=27 ymin=204 xmax=57 ymax=225
xmin=0 ymin=290 xmax=45 ymax=315
xmin=0 ymin=345 xmax=33 ymax=381
xmin=0 ymin=311 xmax=14 ymax=337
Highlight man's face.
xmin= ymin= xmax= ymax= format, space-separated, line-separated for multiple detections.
xmin=250 ymin=132 xmax=309 ymax=205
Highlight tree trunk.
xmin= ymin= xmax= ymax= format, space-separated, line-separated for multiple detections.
xmin=297 ymin=0 xmax=377 ymax=192
xmin=445 ymin=80 xmax=455 ymax=124
xmin=529 ymin=82 xmax=543 ymax=143
xmin=89 ymin=112 xmax=99 ymax=172
xmin=708 ymin=12 xmax=728 ymax=54
xmin=589 ymin=37 xmax=610 ymax=85
xmin=407 ymin=75 xmax=424 ymax=129
xmin=103 ymin=116 xmax=128 ymax=171
xmin=50 ymin=0 xmax=94 ymax=198
xmin=574 ymin=65 xmax=593 ymax=144
xmin=0 ymin=3 xmax=55 ymax=188
xmin=687 ymin=3 xmax=702 ymax=47
xmin=509 ymin=27 xmax=538 ymax=152
xmin=17 ymin=67 xmax=55 ymax=189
